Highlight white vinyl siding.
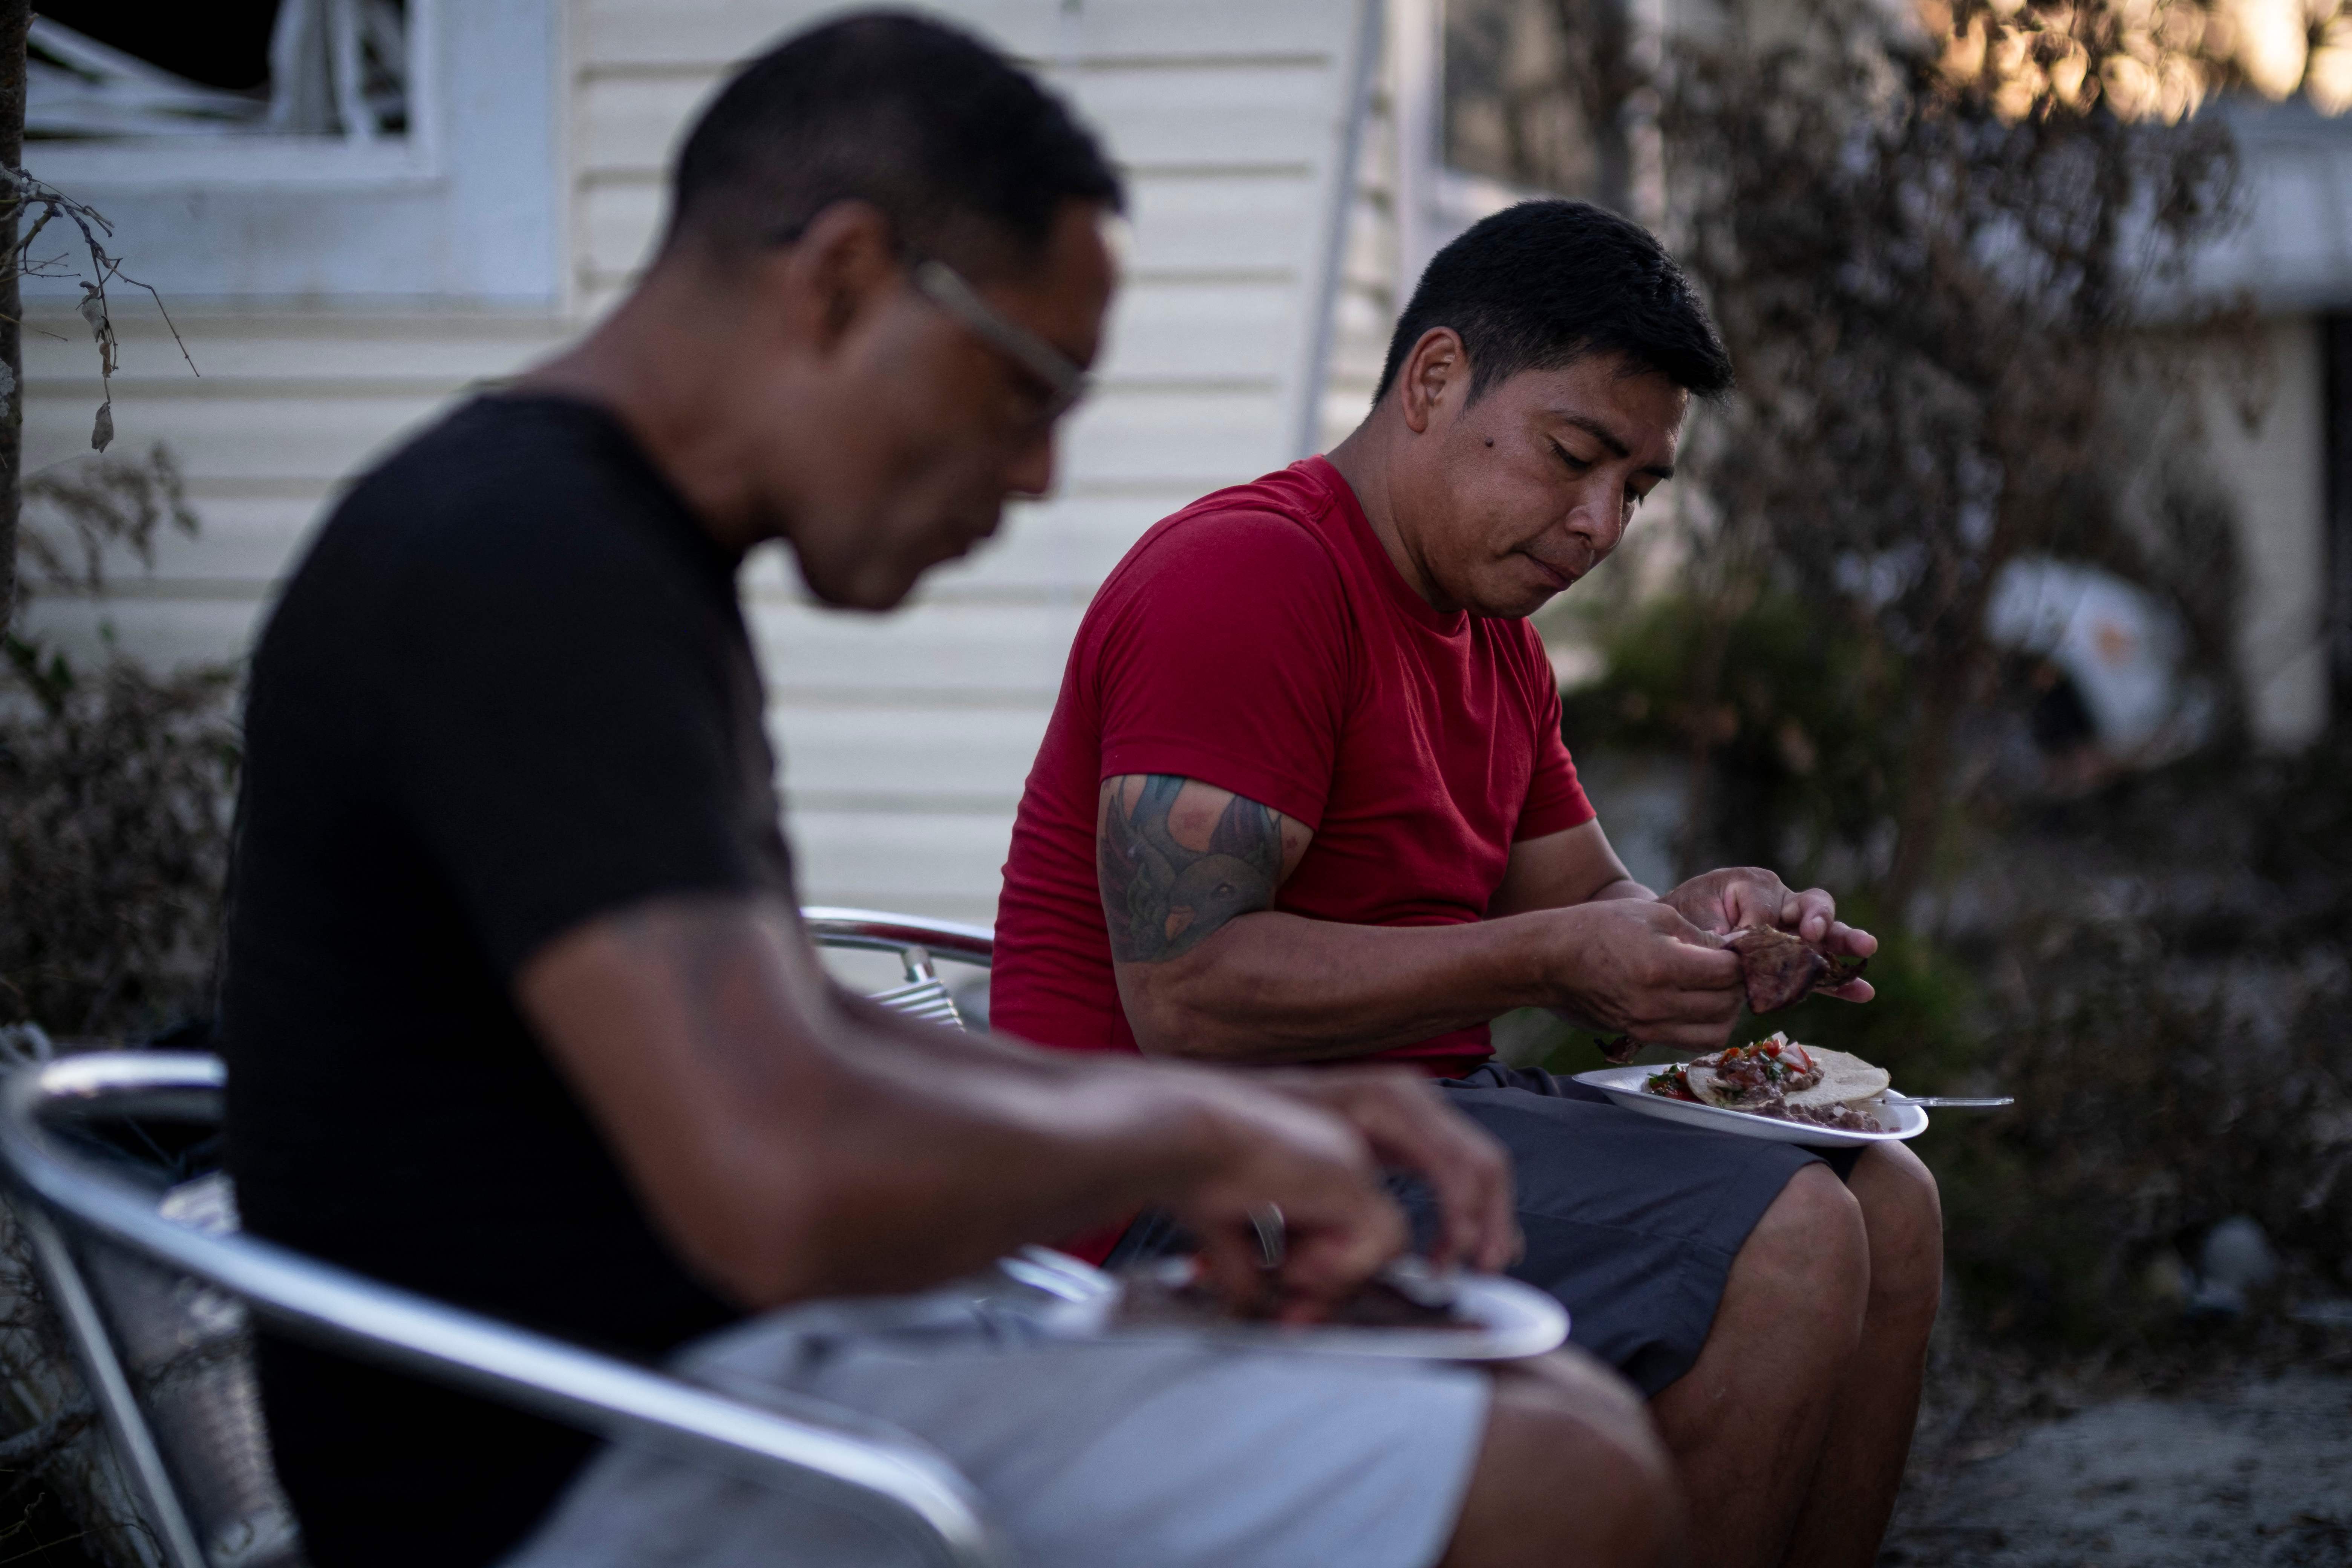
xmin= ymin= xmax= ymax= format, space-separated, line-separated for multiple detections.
xmin=19 ymin=308 xmax=570 ymax=664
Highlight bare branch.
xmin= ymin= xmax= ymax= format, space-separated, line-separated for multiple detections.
xmin=0 ymin=168 xmax=199 ymax=453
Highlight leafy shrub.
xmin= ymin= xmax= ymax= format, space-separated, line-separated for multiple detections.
xmin=1561 ymin=590 xmax=1909 ymax=885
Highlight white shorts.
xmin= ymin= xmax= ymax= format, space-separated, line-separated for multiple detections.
xmin=502 ymin=1292 xmax=1491 ymax=1568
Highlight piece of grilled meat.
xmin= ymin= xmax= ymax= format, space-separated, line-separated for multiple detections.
xmin=1724 ymin=925 xmax=1868 ymax=1013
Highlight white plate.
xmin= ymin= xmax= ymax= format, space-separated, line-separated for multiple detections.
xmin=1572 ymin=1063 xmax=1929 ymax=1146
xmin=988 ymin=1248 xmax=1570 ymax=1362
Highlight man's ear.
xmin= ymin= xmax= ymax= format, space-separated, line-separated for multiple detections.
xmin=1399 ymin=327 xmax=1467 ymax=435
xmin=766 ymin=200 xmax=900 ymax=355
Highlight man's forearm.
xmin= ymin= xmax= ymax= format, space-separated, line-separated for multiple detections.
xmin=1118 ymin=908 xmax=1573 ymax=1063
xmin=761 ymin=1006 xmax=1254 ymax=1298
xmin=834 ymin=986 xmax=1095 ymax=1072
xmin=524 ymin=900 xmax=1274 ymax=1309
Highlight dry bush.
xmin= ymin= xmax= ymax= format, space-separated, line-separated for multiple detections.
xmin=0 ymin=655 xmax=239 ymax=1036
xmin=0 ymin=447 xmax=239 ymax=1038
xmin=1938 ymin=926 xmax=2350 ymax=1340
xmin=1927 ymin=736 xmax=2352 ymax=1340
xmin=1657 ymin=0 xmax=2249 ymax=913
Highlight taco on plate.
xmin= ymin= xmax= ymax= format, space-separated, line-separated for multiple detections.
xmin=1646 ymin=1033 xmax=1889 ymax=1130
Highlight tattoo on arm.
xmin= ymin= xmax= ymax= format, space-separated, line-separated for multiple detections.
xmin=1098 ymin=775 xmax=1284 ymax=963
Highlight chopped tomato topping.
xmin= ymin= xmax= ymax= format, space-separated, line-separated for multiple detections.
xmin=1643 ymin=1065 xmax=1701 ymax=1102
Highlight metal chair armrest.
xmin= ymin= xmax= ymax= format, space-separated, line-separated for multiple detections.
xmin=801 ymin=908 xmax=994 ymax=968
xmin=0 ymin=1054 xmax=1001 ymax=1568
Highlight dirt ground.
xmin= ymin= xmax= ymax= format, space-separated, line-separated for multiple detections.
xmin=1880 ymin=1328 xmax=2352 ymax=1566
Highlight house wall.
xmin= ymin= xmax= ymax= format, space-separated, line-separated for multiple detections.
xmin=19 ymin=0 xmax=1379 ymax=931
xmin=2201 ymin=314 xmax=2333 ymax=749
xmin=20 ymin=308 xmax=574 ymax=667
xmin=18 ymin=2 xmax=567 ymax=302
xmin=2190 ymin=100 xmax=2352 ymax=746
xmin=1321 ymin=2 xmax=1406 ymax=449
xmin=17 ymin=0 xmax=572 ymax=669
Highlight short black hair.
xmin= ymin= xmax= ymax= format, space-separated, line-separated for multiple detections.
xmin=1373 ymin=200 xmax=1733 ymax=405
xmin=665 ymin=12 xmax=1124 ymax=273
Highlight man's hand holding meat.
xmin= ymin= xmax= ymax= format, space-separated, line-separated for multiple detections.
xmin=1655 ymin=865 xmax=1879 ymax=1001
xmin=994 ymin=201 xmax=1945 ymax=1568
xmin=1531 ymin=898 xmax=1746 ymax=1050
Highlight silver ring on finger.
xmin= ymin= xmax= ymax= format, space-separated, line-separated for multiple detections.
xmin=1249 ymin=1202 xmax=1286 ymax=1271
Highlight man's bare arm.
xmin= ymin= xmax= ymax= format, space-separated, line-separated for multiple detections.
xmin=517 ymin=892 xmax=1413 ymax=1309
xmin=1098 ymin=772 xmax=1311 ymax=962
xmin=829 ymin=984 xmax=1519 ymax=1274
xmin=1488 ymin=820 xmax=1655 ymax=916
xmin=1100 ymin=775 xmax=1743 ymax=1062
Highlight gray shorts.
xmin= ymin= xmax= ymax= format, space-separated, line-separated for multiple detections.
xmin=1430 ymin=1066 xmax=1857 ymax=1395
xmin=503 ymin=1293 xmax=1490 ymax=1568
xmin=1107 ymin=1066 xmax=1853 ymax=1400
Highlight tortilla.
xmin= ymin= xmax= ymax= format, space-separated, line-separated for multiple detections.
xmin=1682 ymin=1038 xmax=1890 ymax=1113
xmin=1681 ymin=1064 xmax=1741 ymax=1107
xmin=1782 ymin=1047 xmax=1891 ymax=1110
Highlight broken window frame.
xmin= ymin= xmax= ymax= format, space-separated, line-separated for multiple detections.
xmin=23 ymin=0 xmax=441 ymax=191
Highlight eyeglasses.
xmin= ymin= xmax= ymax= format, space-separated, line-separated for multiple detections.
xmin=908 ymin=257 xmax=1092 ymax=423
xmin=755 ymin=216 xmax=1093 ymax=422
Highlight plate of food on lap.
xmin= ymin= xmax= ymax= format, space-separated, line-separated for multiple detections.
xmin=971 ymin=1246 xmax=1571 ymax=1361
xmin=1104 ymin=1252 xmax=1571 ymax=1361
xmin=1574 ymin=1033 xmax=1928 ymax=1146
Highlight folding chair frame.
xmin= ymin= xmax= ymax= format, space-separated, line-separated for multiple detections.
xmin=0 ymin=1050 xmax=1004 ymax=1568
xmin=801 ymin=906 xmax=994 ymax=969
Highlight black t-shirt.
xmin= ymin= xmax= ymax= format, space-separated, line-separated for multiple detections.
xmin=220 ymin=396 xmax=787 ymax=1566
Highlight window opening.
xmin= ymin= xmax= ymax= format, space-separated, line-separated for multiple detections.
xmin=1439 ymin=0 xmax=1659 ymax=217
xmin=29 ymin=1 xmax=409 ymax=142
xmin=1444 ymin=0 xmax=1591 ymax=191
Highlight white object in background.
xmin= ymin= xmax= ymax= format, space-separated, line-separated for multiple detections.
xmin=1984 ymin=556 xmax=2203 ymax=757
xmin=2188 ymin=1214 xmax=2280 ymax=1314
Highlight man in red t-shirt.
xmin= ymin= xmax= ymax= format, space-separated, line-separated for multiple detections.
xmin=994 ymin=201 xmax=1941 ymax=1568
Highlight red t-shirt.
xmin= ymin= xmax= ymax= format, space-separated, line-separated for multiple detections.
xmin=992 ymin=456 xmax=1595 ymax=1076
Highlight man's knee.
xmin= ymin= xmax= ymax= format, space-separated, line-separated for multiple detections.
xmin=1747 ymin=1163 xmax=1870 ymax=1307
xmin=1444 ymin=1351 xmax=1678 ymax=1568
xmin=1661 ymin=1167 xmax=1867 ymax=1412
xmin=1505 ymin=1346 xmax=1663 ymax=1462
xmin=1852 ymin=1142 xmax=1943 ymax=1319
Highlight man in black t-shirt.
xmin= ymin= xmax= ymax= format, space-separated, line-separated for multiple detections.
xmin=220 ymin=17 xmax=1679 ymax=1568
